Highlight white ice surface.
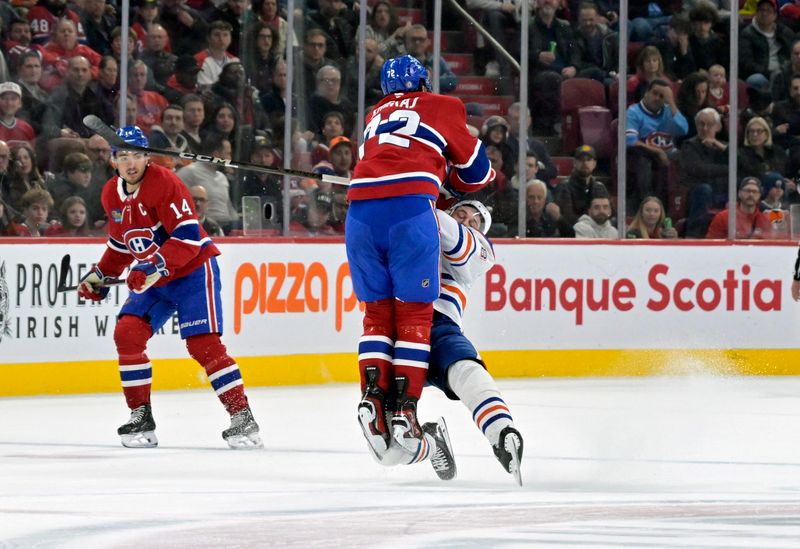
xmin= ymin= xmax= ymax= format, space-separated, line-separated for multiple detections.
xmin=2 ymin=376 xmax=800 ymax=548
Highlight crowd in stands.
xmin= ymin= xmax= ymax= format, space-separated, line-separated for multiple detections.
xmin=0 ymin=0 xmax=798 ymax=241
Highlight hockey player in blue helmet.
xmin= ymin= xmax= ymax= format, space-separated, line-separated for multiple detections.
xmin=380 ymin=54 xmax=432 ymax=95
xmin=346 ymin=54 xmax=495 ymax=480
xmin=78 ymin=124 xmax=263 ymax=450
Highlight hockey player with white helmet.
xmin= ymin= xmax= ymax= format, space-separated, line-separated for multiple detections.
xmin=367 ymin=199 xmax=524 ymax=484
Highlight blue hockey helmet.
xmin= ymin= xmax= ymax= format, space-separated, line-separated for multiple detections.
xmin=380 ymin=55 xmax=431 ymax=95
xmin=112 ymin=125 xmax=149 ymax=153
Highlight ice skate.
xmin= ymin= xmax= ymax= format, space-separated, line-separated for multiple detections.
xmin=422 ymin=417 xmax=457 ymax=481
xmin=118 ymin=403 xmax=158 ymax=448
xmin=493 ymin=426 xmax=523 ymax=486
xmin=358 ymin=365 xmax=391 ymax=459
xmin=390 ymin=376 xmax=427 ymax=453
xmin=223 ymin=406 xmax=263 ymax=449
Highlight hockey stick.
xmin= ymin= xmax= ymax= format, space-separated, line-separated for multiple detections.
xmin=82 ymin=115 xmax=351 ymax=187
xmin=56 ymin=254 xmax=125 ymax=293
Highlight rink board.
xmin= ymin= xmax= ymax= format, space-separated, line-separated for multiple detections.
xmin=1 ymin=238 xmax=799 ymax=396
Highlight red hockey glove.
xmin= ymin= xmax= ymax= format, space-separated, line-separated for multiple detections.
xmin=127 ymin=253 xmax=169 ymax=294
xmin=77 ymin=266 xmax=110 ymax=302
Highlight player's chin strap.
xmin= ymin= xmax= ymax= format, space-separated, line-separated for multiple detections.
xmin=794 ymin=247 xmax=800 ymax=281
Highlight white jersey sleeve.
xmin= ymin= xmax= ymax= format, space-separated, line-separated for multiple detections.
xmin=434 ymin=210 xmax=495 ymax=326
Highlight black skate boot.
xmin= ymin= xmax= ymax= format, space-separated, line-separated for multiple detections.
xmin=422 ymin=417 xmax=457 ymax=481
xmin=357 ymin=365 xmax=391 ymax=459
xmin=493 ymin=426 xmax=523 ymax=486
xmin=223 ymin=406 xmax=263 ymax=449
xmin=118 ymin=403 xmax=157 ymax=448
xmin=390 ymin=376 xmax=426 ymax=454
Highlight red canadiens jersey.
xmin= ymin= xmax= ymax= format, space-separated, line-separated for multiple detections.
xmin=348 ymin=92 xmax=495 ymax=202
xmin=97 ymin=163 xmax=220 ymax=285
xmin=27 ymin=6 xmax=86 ymax=45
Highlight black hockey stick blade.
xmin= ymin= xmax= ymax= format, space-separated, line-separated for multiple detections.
xmin=82 ymin=115 xmax=350 ymax=187
xmin=58 ymin=278 xmax=126 ymax=293
xmin=56 ymin=253 xmax=126 ymax=292
xmin=56 ymin=254 xmax=71 ymax=292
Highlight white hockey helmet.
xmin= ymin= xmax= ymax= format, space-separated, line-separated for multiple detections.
xmin=448 ymin=199 xmax=492 ymax=234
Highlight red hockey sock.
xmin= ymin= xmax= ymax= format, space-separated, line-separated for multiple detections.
xmin=186 ymin=333 xmax=248 ymax=414
xmin=358 ymin=299 xmax=395 ymax=393
xmin=393 ymin=301 xmax=433 ymax=400
xmin=114 ymin=315 xmax=153 ymax=410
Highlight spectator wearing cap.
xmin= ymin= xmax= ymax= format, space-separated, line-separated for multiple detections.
xmin=131 ymin=1 xmax=158 ymax=46
xmin=290 ymin=188 xmax=337 ymax=237
xmin=195 ymin=20 xmax=240 ymax=88
xmin=554 ymin=145 xmax=602 ymax=231
xmin=164 ymin=56 xmax=203 ymax=104
xmin=49 ymin=151 xmax=99 ymax=222
xmin=739 ymin=0 xmax=795 ymax=81
xmin=759 ymin=171 xmax=788 ymax=211
xmin=141 ymin=24 xmax=178 ymax=88
xmin=573 ymin=183 xmax=618 ymax=239
xmin=738 ymin=116 xmax=788 ymax=182
xmin=481 ymin=115 xmax=515 ymax=181
xmin=328 ymin=136 xmax=354 ymax=180
xmin=0 ymin=82 xmax=35 ymax=148
xmin=307 ymin=65 xmax=355 ymax=140
xmin=705 ymin=176 xmax=773 ymax=239
xmin=159 ymin=0 xmax=209 ymax=57
xmin=677 ymin=107 xmax=729 ymax=237
xmin=237 ymin=138 xmax=283 ymax=223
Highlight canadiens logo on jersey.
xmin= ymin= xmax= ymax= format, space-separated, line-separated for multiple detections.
xmin=124 ymin=228 xmax=160 ymax=259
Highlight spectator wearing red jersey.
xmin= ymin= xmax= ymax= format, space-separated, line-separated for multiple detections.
xmin=128 ymin=60 xmax=169 ymax=135
xmin=705 ymin=177 xmax=773 ymax=239
xmin=40 ymin=18 xmax=101 ymax=92
xmin=6 ymin=188 xmax=59 ymax=237
xmin=195 ymin=20 xmax=239 ymax=88
xmin=27 ymin=0 xmax=86 ymax=46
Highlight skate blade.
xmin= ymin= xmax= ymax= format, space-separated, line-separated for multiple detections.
xmin=505 ymin=435 xmax=523 ymax=487
xmin=120 ymin=431 xmax=158 ymax=448
xmin=226 ymin=432 xmax=264 ymax=450
xmin=433 ymin=416 xmax=457 ymax=481
xmin=358 ymin=404 xmax=388 ymax=457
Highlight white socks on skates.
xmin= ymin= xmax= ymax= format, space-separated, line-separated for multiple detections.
xmin=447 ymin=360 xmax=514 ymax=447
